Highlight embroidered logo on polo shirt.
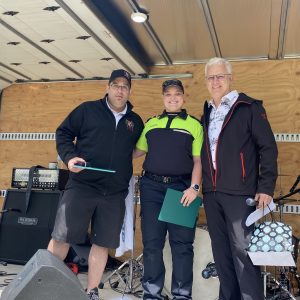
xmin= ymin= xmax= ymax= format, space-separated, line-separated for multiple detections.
xmin=125 ymin=119 xmax=134 ymax=131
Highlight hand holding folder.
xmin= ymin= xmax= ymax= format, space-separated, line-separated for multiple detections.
xmin=158 ymin=188 xmax=202 ymax=228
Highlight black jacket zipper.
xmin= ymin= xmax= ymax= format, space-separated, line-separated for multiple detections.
xmin=205 ymin=100 xmax=251 ymax=190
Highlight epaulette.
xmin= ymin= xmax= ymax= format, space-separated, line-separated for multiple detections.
xmin=189 ymin=115 xmax=201 ymax=124
xmin=146 ymin=115 xmax=160 ymax=123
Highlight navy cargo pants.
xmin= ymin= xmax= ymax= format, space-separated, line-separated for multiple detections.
xmin=140 ymin=176 xmax=196 ymax=300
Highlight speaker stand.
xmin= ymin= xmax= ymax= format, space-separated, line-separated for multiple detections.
xmin=99 ymin=176 xmax=144 ymax=297
xmin=99 ymin=252 xmax=143 ymax=297
xmin=262 ymin=266 xmax=270 ymax=298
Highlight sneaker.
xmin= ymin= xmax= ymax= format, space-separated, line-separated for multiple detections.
xmin=87 ymin=287 xmax=100 ymax=300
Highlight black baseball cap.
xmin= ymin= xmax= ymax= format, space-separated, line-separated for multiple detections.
xmin=162 ymin=79 xmax=184 ymax=94
xmin=109 ymin=69 xmax=131 ymax=87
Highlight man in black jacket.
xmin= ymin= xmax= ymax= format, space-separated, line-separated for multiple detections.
xmin=201 ymin=57 xmax=278 ymax=300
xmin=47 ymin=69 xmax=144 ymax=300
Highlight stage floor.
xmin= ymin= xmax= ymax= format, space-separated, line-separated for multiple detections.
xmin=0 ymin=263 xmax=141 ymax=300
xmin=1 ymin=263 xmax=300 ymax=300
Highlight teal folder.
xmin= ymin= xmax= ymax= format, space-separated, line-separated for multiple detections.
xmin=158 ymin=188 xmax=202 ymax=228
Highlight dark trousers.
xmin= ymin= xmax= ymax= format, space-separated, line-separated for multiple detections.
xmin=140 ymin=176 xmax=196 ymax=300
xmin=203 ymin=192 xmax=264 ymax=300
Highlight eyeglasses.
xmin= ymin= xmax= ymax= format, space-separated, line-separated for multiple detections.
xmin=206 ymin=74 xmax=231 ymax=82
xmin=110 ymin=83 xmax=130 ymax=92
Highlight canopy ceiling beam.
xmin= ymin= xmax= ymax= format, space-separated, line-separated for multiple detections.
xmin=125 ymin=0 xmax=172 ymax=65
xmin=277 ymin=0 xmax=291 ymax=59
xmin=197 ymin=0 xmax=221 ymax=58
xmin=0 ymin=19 xmax=84 ymax=78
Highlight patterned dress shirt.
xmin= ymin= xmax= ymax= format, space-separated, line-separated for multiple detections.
xmin=208 ymin=90 xmax=239 ymax=169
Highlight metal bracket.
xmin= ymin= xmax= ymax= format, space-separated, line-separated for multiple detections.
xmin=0 ymin=132 xmax=55 ymax=140
xmin=274 ymin=133 xmax=300 ymax=142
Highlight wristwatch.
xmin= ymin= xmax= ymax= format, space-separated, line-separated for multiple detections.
xmin=191 ymin=183 xmax=200 ymax=192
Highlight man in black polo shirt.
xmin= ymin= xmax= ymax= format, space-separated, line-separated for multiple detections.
xmin=134 ymin=79 xmax=203 ymax=300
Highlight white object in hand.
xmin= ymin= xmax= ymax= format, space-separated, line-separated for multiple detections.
xmin=245 ymin=200 xmax=276 ymax=227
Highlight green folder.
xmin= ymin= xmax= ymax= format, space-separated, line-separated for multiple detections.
xmin=158 ymin=188 xmax=202 ymax=228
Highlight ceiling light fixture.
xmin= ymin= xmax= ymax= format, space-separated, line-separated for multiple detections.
xmin=131 ymin=12 xmax=148 ymax=23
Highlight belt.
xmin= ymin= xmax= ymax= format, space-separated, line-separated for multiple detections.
xmin=144 ymin=171 xmax=190 ymax=184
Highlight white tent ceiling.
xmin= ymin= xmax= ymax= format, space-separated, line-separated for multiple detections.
xmin=0 ymin=0 xmax=299 ymax=89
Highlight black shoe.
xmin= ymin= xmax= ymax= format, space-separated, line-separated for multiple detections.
xmin=87 ymin=287 xmax=100 ymax=300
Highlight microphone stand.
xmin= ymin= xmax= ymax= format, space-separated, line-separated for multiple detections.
xmin=289 ymin=175 xmax=300 ymax=194
xmin=273 ymin=188 xmax=300 ymax=222
xmin=273 ymin=188 xmax=300 ymax=202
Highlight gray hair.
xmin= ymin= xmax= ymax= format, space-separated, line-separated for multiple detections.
xmin=205 ymin=57 xmax=232 ymax=76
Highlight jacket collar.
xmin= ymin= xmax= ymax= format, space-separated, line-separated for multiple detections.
xmin=203 ymin=92 xmax=257 ymax=128
xmin=204 ymin=92 xmax=256 ymax=112
xmin=207 ymin=90 xmax=238 ymax=108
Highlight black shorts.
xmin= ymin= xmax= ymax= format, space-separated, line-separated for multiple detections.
xmin=51 ymin=182 xmax=127 ymax=248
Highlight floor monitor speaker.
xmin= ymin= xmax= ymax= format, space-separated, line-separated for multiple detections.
xmin=1 ymin=249 xmax=88 ymax=300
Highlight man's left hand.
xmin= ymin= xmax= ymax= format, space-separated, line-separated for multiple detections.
xmin=255 ymin=193 xmax=272 ymax=209
xmin=181 ymin=188 xmax=198 ymax=207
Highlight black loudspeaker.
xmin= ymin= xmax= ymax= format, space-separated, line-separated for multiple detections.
xmin=1 ymin=249 xmax=88 ymax=300
xmin=66 ymin=244 xmax=90 ymax=272
xmin=0 ymin=189 xmax=61 ymax=264
xmin=65 ymin=244 xmax=123 ymax=272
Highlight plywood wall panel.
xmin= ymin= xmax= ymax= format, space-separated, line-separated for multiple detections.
xmin=0 ymin=60 xmax=299 ymax=193
xmin=0 ymin=60 xmax=299 ymax=266
xmin=275 ymin=143 xmax=300 ymax=196
xmin=0 ymin=82 xmax=106 ymax=132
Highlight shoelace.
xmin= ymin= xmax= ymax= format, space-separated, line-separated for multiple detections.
xmin=87 ymin=288 xmax=99 ymax=300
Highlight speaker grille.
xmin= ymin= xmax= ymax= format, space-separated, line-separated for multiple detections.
xmin=0 ymin=189 xmax=61 ymax=264
xmin=1 ymin=249 xmax=88 ymax=300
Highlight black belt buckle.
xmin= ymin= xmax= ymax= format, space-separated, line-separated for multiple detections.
xmin=162 ymin=176 xmax=171 ymax=183
xmin=144 ymin=172 xmax=176 ymax=184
